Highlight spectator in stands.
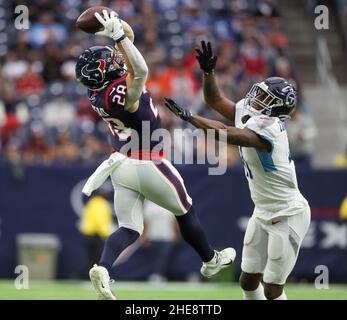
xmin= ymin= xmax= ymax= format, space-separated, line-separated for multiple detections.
xmin=41 ymin=44 xmax=64 ymax=82
xmin=239 ymin=38 xmax=267 ymax=80
xmin=28 ymin=12 xmax=68 ymax=48
xmin=2 ymin=50 xmax=28 ymax=80
xmin=138 ymin=29 xmax=166 ymax=66
xmin=16 ymin=65 xmax=44 ymax=98
xmin=253 ymin=0 xmax=280 ymax=17
xmin=286 ymin=107 xmax=317 ymax=168
xmin=162 ymin=51 xmax=200 ymax=106
xmin=22 ymin=121 xmax=53 ymax=165
xmin=181 ymin=3 xmax=210 ymax=41
xmin=0 ymin=114 xmax=20 ymax=149
xmin=2 ymin=137 xmax=25 ymax=180
xmin=41 ymin=84 xmax=76 ymax=129
xmin=79 ymin=132 xmax=109 ymax=165
xmin=51 ymin=129 xmax=80 ymax=165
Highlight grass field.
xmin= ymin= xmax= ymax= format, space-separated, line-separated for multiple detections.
xmin=0 ymin=280 xmax=346 ymax=300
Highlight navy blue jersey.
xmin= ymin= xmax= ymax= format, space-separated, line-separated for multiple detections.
xmin=87 ymin=73 xmax=163 ymax=159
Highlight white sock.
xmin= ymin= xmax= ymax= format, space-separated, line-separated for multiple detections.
xmin=242 ymin=283 xmax=266 ymax=300
xmin=274 ymin=291 xmax=287 ymax=300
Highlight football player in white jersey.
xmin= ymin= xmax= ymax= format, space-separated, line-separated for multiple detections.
xmin=164 ymin=41 xmax=311 ymax=300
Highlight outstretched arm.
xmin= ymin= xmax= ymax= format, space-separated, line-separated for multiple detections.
xmin=116 ymin=37 xmax=148 ymax=110
xmin=164 ymin=98 xmax=271 ymax=153
xmin=196 ymin=41 xmax=236 ymax=121
xmin=95 ymin=10 xmax=148 ymax=111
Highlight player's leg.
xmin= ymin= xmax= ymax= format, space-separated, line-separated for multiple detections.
xmin=137 ymin=158 xmax=236 ymax=276
xmin=240 ymin=216 xmax=268 ymax=300
xmin=89 ymin=183 xmax=144 ymax=300
xmin=261 ymin=216 xmax=290 ymax=300
xmin=240 ymin=272 xmax=265 ymax=300
xmin=99 ymin=184 xmax=144 ymax=270
xmin=262 ymin=206 xmax=311 ymax=300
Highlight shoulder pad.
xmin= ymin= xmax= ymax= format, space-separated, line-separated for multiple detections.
xmin=245 ymin=116 xmax=282 ymax=140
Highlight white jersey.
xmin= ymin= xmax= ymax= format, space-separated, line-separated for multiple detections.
xmin=235 ymin=99 xmax=308 ymax=220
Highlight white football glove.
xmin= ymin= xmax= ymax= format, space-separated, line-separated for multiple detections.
xmin=94 ymin=10 xmax=125 ymax=41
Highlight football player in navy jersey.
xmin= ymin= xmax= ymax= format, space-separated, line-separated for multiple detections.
xmin=75 ymin=10 xmax=235 ymax=300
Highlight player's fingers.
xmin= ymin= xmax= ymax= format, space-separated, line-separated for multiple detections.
xmin=195 ymin=48 xmax=203 ymax=56
xmin=167 ymin=98 xmax=178 ymax=107
xmin=110 ymin=11 xmax=116 ymax=20
xmin=164 ymin=97 xmax=174 ymax=104
xmin=95 ymin=12 xmax=106 ymax=24
xmin=201 ymin=40 xmax=207 ymax=53
xmin=164 ymin=98 xmax=172 ymax=107
xmin=212 ymin=55 xmax=218 ymax=65
xmin=164 ymin=98 xmax=178 ymax=111
xmin=207 ymin=42 xmax=213 ymax=56
xmin=164 ymin=102 xmax=174 ymax=112
xmin=102 ymin=9 xmax=110 ymax=21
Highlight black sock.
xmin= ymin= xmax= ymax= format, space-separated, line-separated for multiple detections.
xmin=99 ymin=227 xmax=140 ymax=271
xmin=176 ymin=206 xmax=215 ymax=262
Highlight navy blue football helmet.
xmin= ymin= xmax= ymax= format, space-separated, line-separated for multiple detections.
xmin=75 ymin=46 xmax=126 ymax=91
xmin=246 ymin=77 xmax=297 ymax=119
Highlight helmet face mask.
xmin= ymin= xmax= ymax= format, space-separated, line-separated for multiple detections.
xmin=76 ymin=46 xmax=126 ymax=91
xmin=245 ymin=77 xmax=297 ymax=120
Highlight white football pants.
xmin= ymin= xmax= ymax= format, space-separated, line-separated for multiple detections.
xmin=241 ymin=204 xmax=311 ymax=285
xmin=107 ymin=153 xmax=192 ymax=235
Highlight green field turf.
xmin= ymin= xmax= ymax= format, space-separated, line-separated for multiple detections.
xmin=0 ymin=280 xmax=346 ymax=300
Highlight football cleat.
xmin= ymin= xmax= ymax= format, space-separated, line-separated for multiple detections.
xmin=200 ymin=248 xmax=236 ymax=278
xmin=89 ymin=264 xmax=116 ymax=300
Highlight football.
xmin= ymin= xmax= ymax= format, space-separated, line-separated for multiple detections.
xmin=76 ymin=6 xmax=134 ymax=42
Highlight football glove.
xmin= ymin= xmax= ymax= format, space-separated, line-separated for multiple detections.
xmin=195 ymin=40 xmax=217 ymax=74
xmin=164 ymin=98 xmax=192 ymax=121
xmin=95 ymin=10 xmax=125 ymax=42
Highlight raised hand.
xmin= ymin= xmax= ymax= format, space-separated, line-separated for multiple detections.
xmin=95 ymin=10 xmax=124 ymax=41
xmin=164 ymin=98 xmax=192 ymax=121
xmin=195 ymin=40 xmax=217 ymax=74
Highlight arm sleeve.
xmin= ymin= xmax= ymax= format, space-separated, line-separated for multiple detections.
xmin=117 ymin=37 xmax=148 ymax=110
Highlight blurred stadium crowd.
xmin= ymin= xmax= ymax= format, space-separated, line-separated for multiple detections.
xmin=0 ymin=0 xmax=317 ymax=167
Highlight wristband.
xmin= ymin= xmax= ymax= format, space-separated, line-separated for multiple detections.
xmin=115 ymin=34 xmax=126 ymax=43
xmin=204 ymin=70 xmax=214 ymax=76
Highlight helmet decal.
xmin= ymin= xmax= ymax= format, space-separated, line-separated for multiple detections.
xmin=285 ymin=91 xmax=296 ymax=107
xmin=81 ymin=59 xmax=106 ymax=83
xmin=97 ymin=59 xmax=106 ymax=73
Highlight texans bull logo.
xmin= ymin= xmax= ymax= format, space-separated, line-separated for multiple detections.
xmin=81 ymin=59 xmax=106 ymax=83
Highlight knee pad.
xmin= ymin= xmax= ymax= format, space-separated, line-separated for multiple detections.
xmin=243 ymin=217 xmax=257 ymax=246
xmin=267 ymin=232 xmax=285 ymax=261
xmin=241 ymin=257 xmax=259 ymax=274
